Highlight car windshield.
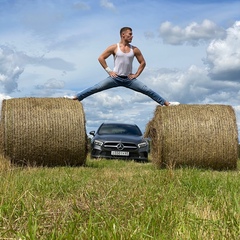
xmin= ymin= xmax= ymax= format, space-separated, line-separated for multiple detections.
xmin=98 ymin=124 xmax=142 ymax=136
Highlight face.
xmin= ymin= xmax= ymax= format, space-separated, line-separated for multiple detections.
xmin=122 ymin=29 xmax=133 ymax=43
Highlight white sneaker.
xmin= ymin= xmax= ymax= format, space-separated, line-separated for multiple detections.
xmin=64 ymin=95 xmax=75 ymax=99
xmin=169 ymin=102 xmax=180 ymax=106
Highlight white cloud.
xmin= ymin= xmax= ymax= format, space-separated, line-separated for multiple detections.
xmin=205 ymin=21 xmax=240 ymax=81
xmin=0 ymin=46 xmax=24 ymax=93
xmin=159 ymin=19 xmax=226 ymax=45
xmin=0 ymin=44 xmax=75 ymax=96
xmin=89 ymin=91 xmax=125 ymax=108
xmin=36 ymin=78 xmax=65 ymax=89
xmin=73 ymin=2 xmax=91 ymax=10
xmin=100 ymin=0 xmax=116 ymax=11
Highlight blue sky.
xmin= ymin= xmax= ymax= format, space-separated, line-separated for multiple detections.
xmin=0 ymin=0 xmax=240 ymax=135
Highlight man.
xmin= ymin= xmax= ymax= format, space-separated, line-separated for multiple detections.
xmin=73 ymin=27 xmax=179 ymax=106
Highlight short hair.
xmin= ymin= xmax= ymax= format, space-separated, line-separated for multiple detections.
xmin=120 ymin=27 xmax=132 ymax=36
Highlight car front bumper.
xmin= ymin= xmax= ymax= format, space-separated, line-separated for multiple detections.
xmin=91 ymin=148 xmax=148 ymax=162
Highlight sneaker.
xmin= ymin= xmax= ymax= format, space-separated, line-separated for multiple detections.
xmin=169 ymin=102 xmax=180 ymax=106
xmin=64 ymin=95 xmax=76 ymax=100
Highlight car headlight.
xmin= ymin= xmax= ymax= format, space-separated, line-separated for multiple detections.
xmin=94 ymin=140 xmax=104 ymax=146
xmin=138 ymin=141 xmax=148 ymax=148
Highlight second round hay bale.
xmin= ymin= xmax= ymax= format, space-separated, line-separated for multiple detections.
xmin=145 ymin=104 xmax=238 ymax=170
xmin=1 ymin=97 xmax=87 ymax=166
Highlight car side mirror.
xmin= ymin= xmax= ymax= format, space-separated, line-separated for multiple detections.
xmin=89 ymin=131 xmax=95 ymax=136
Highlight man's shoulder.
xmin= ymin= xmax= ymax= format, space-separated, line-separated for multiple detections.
xmin=132 ymin=45 xmax=140 ymax=52
xmin=110 ymin=43 xmax=118 ymax=48
xmin=107 ymin=43 xmax=118 ymax=51
xmin=104 ymin=44 xmax=118 ymax=54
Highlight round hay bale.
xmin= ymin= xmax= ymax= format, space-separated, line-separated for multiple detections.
xmin=0 ymin=97 xmax=87 ymax=166
xmin=145 ymin=104 xmax=238 ymax=170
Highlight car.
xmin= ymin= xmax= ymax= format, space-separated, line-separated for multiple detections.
xmin=89 ymin=123 xmax=149 ymax=161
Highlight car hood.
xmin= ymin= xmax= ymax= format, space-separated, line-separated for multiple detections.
xmin=95 ymin=134 xmax=144 ymax=143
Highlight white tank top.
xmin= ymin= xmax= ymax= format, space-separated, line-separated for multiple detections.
xmin=113 ymin=43 xmax=134 ymax=76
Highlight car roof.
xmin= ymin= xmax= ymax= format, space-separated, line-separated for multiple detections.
xmin=101 ymin=122 xmax=138 ymax=127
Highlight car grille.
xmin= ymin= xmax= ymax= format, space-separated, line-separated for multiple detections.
xmin=103 ymin=141 xmax=137 ymax=150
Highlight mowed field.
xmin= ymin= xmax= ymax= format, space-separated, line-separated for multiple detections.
xmin=0 ymin=155 xmax=240 ymax=240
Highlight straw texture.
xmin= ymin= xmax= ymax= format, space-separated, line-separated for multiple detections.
xmin=145 ymin=104 xmax=238 ymax=170
xmin=0 ymin=98 xmax=87 ymax=166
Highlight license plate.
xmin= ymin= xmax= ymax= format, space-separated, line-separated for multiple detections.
xmin=111 ymin=151 xmax=129 ymax=156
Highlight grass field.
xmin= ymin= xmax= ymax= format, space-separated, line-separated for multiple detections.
xmin=0 ymin=155 xmax=240 ymax=239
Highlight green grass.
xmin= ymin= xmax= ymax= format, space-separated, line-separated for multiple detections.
xmin=0 ymin=157 xmax=240 ymax=239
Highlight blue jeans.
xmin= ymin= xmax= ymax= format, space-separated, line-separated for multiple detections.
xmin=76 ymin=76 xmax=166 ymax=105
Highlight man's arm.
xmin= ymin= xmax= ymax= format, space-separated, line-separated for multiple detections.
xmin=98 ymin=44 xmax=116 ymax=74
xmin=128 ymin=47 xmax=146 ymax=79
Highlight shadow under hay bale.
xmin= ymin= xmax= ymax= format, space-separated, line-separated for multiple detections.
xmin=145 ymin=104 xmax=238 ymax=170
xmin=0 ymin=97 xmax=87 ymax=166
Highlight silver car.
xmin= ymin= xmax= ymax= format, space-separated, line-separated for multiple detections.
xmin=89 ymin=123 xmax=149 ymax=162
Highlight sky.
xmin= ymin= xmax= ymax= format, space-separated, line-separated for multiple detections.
xmin=0 ymin=0 xmax=240 ymax=136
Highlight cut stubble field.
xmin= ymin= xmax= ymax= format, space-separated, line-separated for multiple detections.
xmin=0 ymin=155 xmax=240 ymax=240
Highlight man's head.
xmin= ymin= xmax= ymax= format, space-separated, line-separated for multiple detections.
xmin=120 ymin=27 xmax=133 ymax=43
xmin=120 ymin=27 xmax=132 ymax=36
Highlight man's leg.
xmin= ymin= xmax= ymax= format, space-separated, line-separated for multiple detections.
xmin=126 ymin=78 xmax=167 ymax=105
xmin=74 ymin=77 xmax=118 ymax=101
